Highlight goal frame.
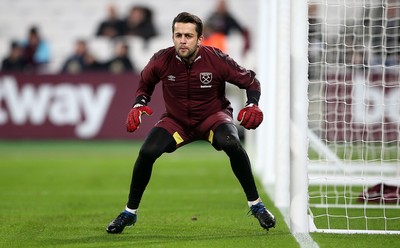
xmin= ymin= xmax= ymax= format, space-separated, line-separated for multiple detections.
xmin=253 ymin=0 xmax=400 ymax=235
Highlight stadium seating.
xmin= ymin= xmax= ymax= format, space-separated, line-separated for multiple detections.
xmin=0 ymin=0 xmax=258 ymax=73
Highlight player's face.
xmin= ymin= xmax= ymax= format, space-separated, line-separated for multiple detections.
xmin=173 ymin=22 xmax=203 ymax=63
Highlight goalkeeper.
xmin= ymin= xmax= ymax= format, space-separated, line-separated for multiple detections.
xmin=106 ymin=12 xmax=275 ymax=234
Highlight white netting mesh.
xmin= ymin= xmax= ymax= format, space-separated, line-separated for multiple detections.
xmin=307 ymin=0 xmax=400 ymax=234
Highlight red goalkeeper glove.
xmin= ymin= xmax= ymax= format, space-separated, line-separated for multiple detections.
xmin=125 ymin=104 xmax=154 ymax=132
xmin=237 ymin=104 xmax=263 ymax=130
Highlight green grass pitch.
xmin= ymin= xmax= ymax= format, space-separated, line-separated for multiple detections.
xmin=0 ymin=141 xmax=398 ymax=247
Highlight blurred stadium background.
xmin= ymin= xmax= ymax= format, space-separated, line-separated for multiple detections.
xmin=0 ymin=0 xmax=257 ymax=73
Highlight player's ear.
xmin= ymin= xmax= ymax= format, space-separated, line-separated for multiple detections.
xmin=197 ymin=35 xmax=204 ymax=47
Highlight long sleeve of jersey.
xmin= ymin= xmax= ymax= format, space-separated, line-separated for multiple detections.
xmin=134 ymin=46 xmax=262 ymax=125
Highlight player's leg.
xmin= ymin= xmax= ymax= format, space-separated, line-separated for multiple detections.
xmin=106 ymin=127 xmax=176 ymax=234
xmin=213 ymin=123 xmax=258 ymax=200
xmin=212 ymin=123 xmax=276 ymax=230
xmin=127 ymin=127 xmax=176 ymax=209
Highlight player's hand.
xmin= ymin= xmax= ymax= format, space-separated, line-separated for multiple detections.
xmin=125 ymin=104 xmax=154 ymax=132
xmin=237 ymin=104 xmax=263 ymax=130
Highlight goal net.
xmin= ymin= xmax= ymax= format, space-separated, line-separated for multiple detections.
xmin=307 ymin=0 xmax=400 ymax=234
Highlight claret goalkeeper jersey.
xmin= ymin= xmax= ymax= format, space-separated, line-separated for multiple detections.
xmin=136 ymin=45 xmax=260 ymax=126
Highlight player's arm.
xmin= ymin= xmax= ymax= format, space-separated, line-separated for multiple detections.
xmin=126 ymin=57 xmax=159 ymax=132
xmin=221 ymin=55 xmax=263 ymax=130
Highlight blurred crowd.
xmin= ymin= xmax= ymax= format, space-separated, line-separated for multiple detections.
xmin=2 ymin=1 xmax=399 ymax=77
xmin=0 ymin=0 xmax=251 ymax=75
xmin=0 ymin=4 xmax=158 ymax=74
xmin=1 ymin=26 xmax=50 ymax=74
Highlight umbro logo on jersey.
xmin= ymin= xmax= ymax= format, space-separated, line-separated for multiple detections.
xmin=167 ymin=75 xmax=176 ymax=81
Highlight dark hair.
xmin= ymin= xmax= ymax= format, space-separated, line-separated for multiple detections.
xmin=29 ymin=26 xmax=38 ymax=35
xmin=172 ymin=12 xmax=203 ymax=37
xmin=11 ymin=40 xmax=19 ymax=49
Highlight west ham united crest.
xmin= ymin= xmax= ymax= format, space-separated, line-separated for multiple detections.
xmin=200 ymin=72 xmax=212 ymax=88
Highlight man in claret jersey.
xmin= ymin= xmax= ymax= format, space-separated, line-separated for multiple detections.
xmin=106 ymin=12 xmax=276 ymax=234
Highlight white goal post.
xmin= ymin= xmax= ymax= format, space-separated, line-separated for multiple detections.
xmin=252 ymin=0 xmax=400 ymax=234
